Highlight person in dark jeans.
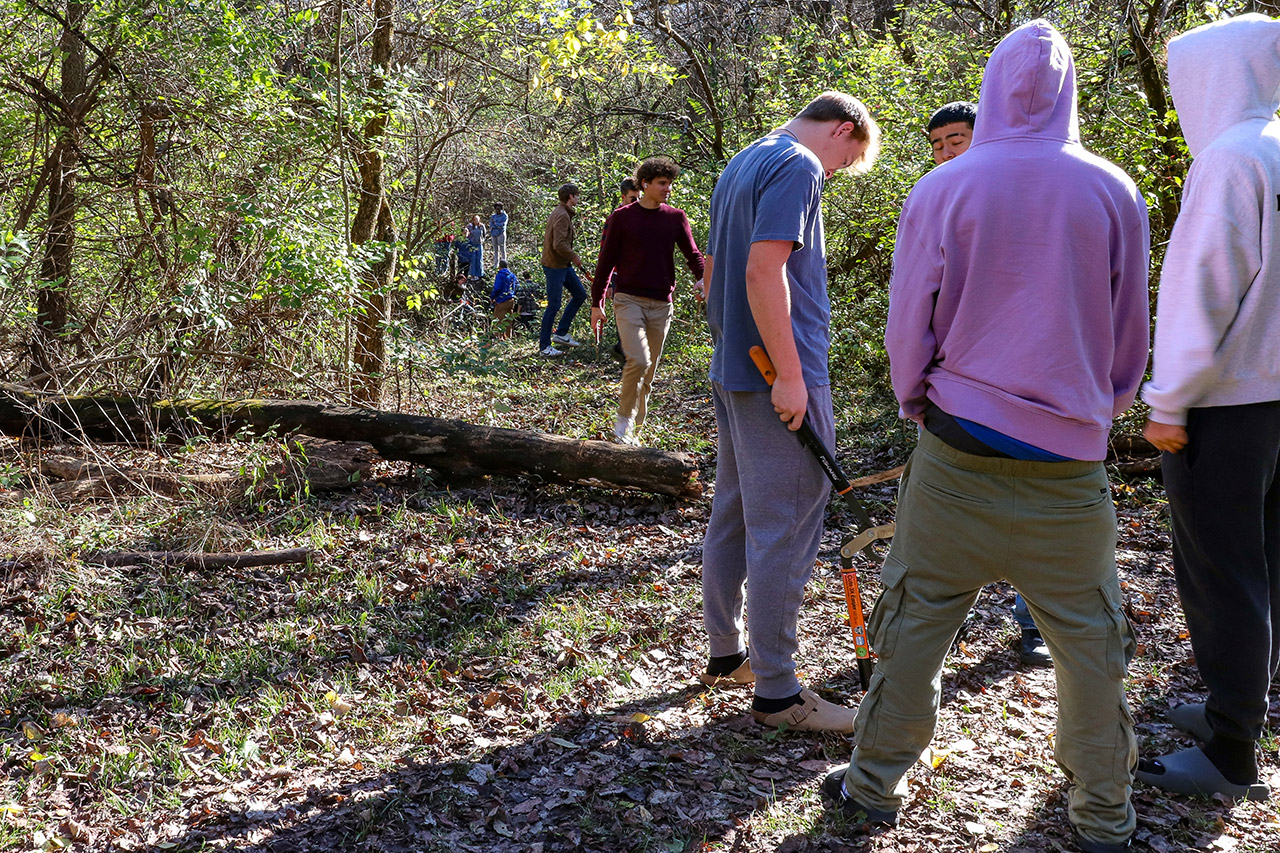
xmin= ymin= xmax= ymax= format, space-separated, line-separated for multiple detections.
xmin=538 ymin=183 xmax=591 ymax=357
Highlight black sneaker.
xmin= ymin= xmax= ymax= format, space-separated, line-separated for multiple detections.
xmin=820 ymin=766 xmax=899 ymax=826
xmin=1019 ymin=628 xmax=1053 ymax=668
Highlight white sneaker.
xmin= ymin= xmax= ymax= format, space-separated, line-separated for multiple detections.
xmin=539 ymin=346 xmax=564 ymax=357
xmin=551 ymin=333 xmax=582 ymax=348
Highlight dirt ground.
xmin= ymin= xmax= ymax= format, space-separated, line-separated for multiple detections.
xmin=3 ymin=437 xmax=1279 ymax=852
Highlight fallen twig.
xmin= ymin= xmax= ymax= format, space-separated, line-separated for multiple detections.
xmin=83 ymin=547 xmax=313 ymax=569
xmin=847 ymin=465 xmax=905 ymax=488
xmin=1112 ymin=457 xmax=1161 ymax=478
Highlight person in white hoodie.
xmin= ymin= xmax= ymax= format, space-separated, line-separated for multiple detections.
xmin=1139 ymin=14 xmax=1280 ymax=803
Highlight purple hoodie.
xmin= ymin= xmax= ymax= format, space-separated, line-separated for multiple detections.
xmin=885 ymin=19 xmax=1150 ymax=461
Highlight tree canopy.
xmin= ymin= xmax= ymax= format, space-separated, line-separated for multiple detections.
xmin=0 ymin=0 xmax=1250 ymax=403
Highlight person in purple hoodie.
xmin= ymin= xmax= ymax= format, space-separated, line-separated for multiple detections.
xmin=822 ymin=21 xmax=1149 ymax=853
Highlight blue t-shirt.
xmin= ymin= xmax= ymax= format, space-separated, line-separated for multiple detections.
xmin=706 ymin=134 xmax=829 ymax=391
xmin=489 ymin=212 xmax=508 ymax=236
xmin=955 ymin=417 xmax=1073 ymax=461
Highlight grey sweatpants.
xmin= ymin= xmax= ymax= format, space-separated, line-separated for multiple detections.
xmin=701 ymin=382 xmax=834 ymax=699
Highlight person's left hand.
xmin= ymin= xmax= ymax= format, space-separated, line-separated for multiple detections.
xmin=693 ymin=279 xmax=706 ymax=303
xmin=1144 ymin=418 xmax=1189 ymax=453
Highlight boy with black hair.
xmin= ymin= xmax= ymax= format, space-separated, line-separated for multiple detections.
xmin=590 ymin=156 xmax=705 ymax=445
xmin=924 ymin=99 xmax=1051 ymax=669
xmin=618 ymin=178 xmax=639 ymax=205
xmin=926 ymin=101 xmax=976 ymax=164
xmin=601 ymin=178 xmax=642 ymax=362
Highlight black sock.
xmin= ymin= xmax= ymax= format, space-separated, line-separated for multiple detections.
xmin=706 ymin=650 xmax=747 ymax=677
xmin=1203 ymin=734 xmax=1259 ymax=785
xmin=752 ymin=691 xmax=803 ymax=714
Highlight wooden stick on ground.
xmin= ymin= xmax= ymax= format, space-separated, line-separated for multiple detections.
xmin=83 ymin=547 xmax=313 ymax=569
xmin=0 ymin=386 xmax=702 ymax=499
xmin=847 ymin=465 xmax=906 ymax=489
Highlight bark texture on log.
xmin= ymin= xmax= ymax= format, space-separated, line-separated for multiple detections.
xmin=0 ymin=386 xmax=702 ymax=498
xmin=35 ymin=438 xmax=375 ymax=501
xmin=83 ymin=548 xmax=312 ymax=569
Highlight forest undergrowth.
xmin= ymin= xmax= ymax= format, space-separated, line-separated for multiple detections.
xmin=1 ymin=312 xmax=1278 ymax=853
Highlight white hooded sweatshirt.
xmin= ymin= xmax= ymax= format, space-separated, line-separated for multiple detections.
xmin=1142 ymin=14 xmax=1280 ymax=424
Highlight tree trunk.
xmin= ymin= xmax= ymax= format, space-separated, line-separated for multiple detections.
xmin=1124 ymin=1 xmax=1185 ymax=231
xmin=32 ymin=0 xmax=88 ymax=385
xmin=349 ymin=0 xmax=397 ymax=407
xmin=656 ymin=5 xmax=724 ymax=161
xmin=0 ymin=386 xmax=703 ymax=498
xmin=37 ymin=437 xmax=375 ymax=501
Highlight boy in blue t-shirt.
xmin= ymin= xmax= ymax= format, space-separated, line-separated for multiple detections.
xmin=700 ymin=92 xmax=879 ymax=734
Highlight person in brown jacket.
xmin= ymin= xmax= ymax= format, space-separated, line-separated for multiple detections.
xmin=538 ymin=184 xmax=592 ymax=356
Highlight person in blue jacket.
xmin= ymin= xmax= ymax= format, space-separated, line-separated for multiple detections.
xmin=490 ymin=260 xmax=518 ymax=339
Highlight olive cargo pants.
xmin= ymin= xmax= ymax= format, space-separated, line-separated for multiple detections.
xmin=840 ymin=430 xmax=1137 ymax=847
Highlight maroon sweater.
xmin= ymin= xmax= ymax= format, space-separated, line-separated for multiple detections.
xmin=591 ymin=202 xmax=705 ymax=308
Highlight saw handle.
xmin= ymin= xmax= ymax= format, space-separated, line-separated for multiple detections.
xmin=748 ymin=346 xmax=866 ymax=516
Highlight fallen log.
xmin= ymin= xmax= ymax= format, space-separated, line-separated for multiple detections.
xmin=0 ymin=385 xmax=702 ymax=499
xmin=1108 ymin=433 xmax=1158 ymax=458
xmin=37 ymin=438 xmax=376 ymax=501
xmin=1112 ymin=457 xmax=1162 ymax=478
xmin=83 ymin=547 xmax=312 ymax=569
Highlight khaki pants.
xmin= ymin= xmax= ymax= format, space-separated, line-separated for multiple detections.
xmin=842 ymin=429 xmax=1137 ymax=846
xmin=493 ymin=300 xmax=515 ymax=338
xmin=614 ymin=293 xmax=673 ymax=429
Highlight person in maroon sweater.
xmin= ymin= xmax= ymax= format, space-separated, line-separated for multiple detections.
xmin=590 ymin=157 xmax=705 ymax=445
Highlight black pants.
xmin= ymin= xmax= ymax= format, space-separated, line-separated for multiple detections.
xmin=1162 ymin=400 xmax=1280 ymax=742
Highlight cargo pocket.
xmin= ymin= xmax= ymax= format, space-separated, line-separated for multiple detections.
xmin=868 ymin=554 xmax=909 ymax=660
xmin=1100 ymin=577 xmax=1137 ymax=680
xmin=1114 ymin=700 xmax=1138 ymax=787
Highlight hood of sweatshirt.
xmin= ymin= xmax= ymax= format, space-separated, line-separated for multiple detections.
xmin=1168 ymin=14 xmax=1280 ymax=158
xmin=885 ymin=17 xmax=1150 ymax=461
xmin=971 ymin=19 xmax=1078 ymax=147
